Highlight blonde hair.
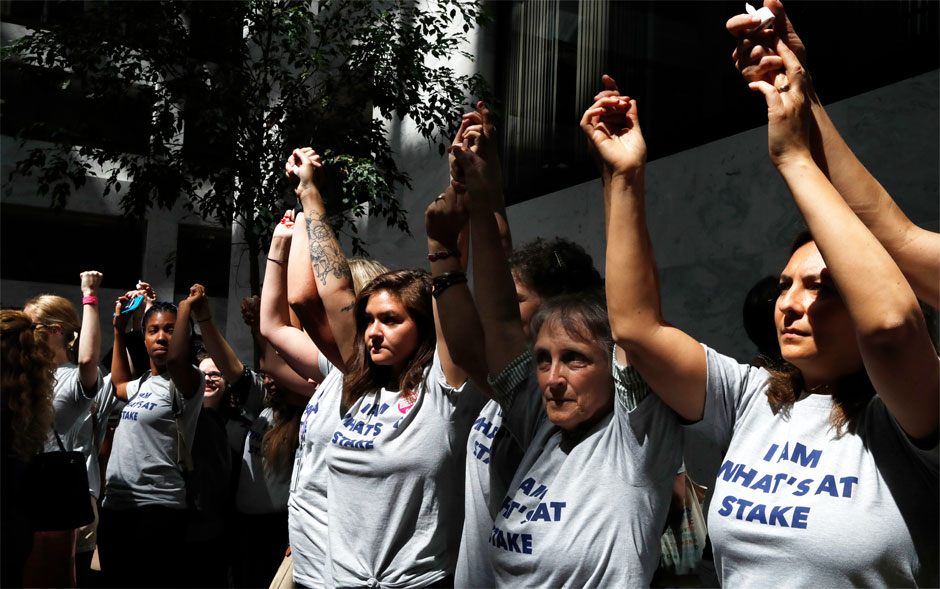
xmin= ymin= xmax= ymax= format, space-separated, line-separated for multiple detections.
xmin=24 ymin=294 xmax=81 ymax=363
xmin=349 ymin=258 xmax=390 ymax=294
xmin=1 ymin=310 xmax=56 ymax=460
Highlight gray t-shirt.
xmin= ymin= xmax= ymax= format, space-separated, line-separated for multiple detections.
xmin=47 ymin=363 xmax=107 ymax=497
xmin=289 ymin=353 xmax=340 ymax=588
xmin=235 ymin=370 xmax=291 ymax=514
xmin=688 ymin=346 xmax=939 ymax=587
xmin=102 ymin=370 xmax=205 ymax=509
xmin=455 ymin=399 xmax=502 ymax=588
xmin=488 ymin=350 xmax=683 ymax=587
xmin=290 ymin=350 xmax=483 ymax=588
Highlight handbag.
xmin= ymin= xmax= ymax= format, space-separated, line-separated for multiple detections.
xmin=22 ymin=430 xmax=95 ymax=531
xmin=268 ymin=546 xmax=294 ymax=589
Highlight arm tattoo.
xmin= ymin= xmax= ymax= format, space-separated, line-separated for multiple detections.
xmin=340 ymin=299 xmax=356 ymax=312
xmin=305 ymin=212 xmax=352 ymax=287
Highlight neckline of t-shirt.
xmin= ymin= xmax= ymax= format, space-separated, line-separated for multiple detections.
xmin=794 ymin=390 xmax=835 ymax=409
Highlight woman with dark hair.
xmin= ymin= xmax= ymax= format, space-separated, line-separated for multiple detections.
xmin=286 ymin=147 xmax=483 ymax=587
xmin=508 ymin=237 xmax=604 ymax=338
xmin=97 ymin=292 xmax=205 ymax=588
xmin=593 ymin=37 xmax=938 ymax=586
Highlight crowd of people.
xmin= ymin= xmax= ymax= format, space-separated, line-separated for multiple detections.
xmin=2 ymin=2 xmax=937 ymax=587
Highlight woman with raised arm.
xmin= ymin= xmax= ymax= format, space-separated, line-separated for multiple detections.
xmin=24 ymin=271 xmax=107 ymax=581
xmin=97 ymin=291 xmax=204 ymax=588
xmin=285 ymin=147 xmax=484 ymax=587
xmin=449 ymin=127 xmax=682 ymax=585
xmin=260 ymin=208 xmax=388 ymax=385
xmin=595 ymin=37 xmax=938 ymax=586
xmin=727 ymin=0 xmax=940 ymax=308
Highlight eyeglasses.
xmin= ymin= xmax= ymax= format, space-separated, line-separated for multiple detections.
xmin=203 ymin=371 xmax=223 ymax=381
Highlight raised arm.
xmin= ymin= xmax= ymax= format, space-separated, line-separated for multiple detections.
xmin=425 ymin=185 xmax=486 ymax=388
xmin=110 ymin=294 xmax=134 ymax=401
xmin=260 ymin=209 xmax=327 ymax=382
xmin=455 ymin=102 xmax=513 ymax=256
xmin=583 ymin=85 xmax=708 ymax=422
xmin=286 ymin=210 xmax=345 ymax=370
xmin=241 ymin=296 xmax=266 ymax=358
xmin=77 ymin=270 xmax=103 ymax=392
xmin=168 ymin=290 xmax=205 ymax=398
xmin=450 ymin=145 xmax=528 ymax=376
xmin=751 ymin=41 xmax=939 ymax=440
xmin=186 ymin=283 xmax=244 ymax=383
xmin=290 ymin=148 xmax=358 ymax=367
xmin=262 ymin=343 xmax=320 ymax=401
xmin=728 ymin=0 xmax=940 ymax=307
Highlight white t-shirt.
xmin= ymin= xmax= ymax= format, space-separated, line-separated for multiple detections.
xmin=103 ymin=370 xmax=205 ymax=509
xmin=235 ymin=370 xmax=291 ymax=514
xmin=488 ymin=350 xmax=683 ymax=587
xmin=688 ymin=346 xmax=939 ymax=587
xmin=290 ymin=350 xmax=483 ymax=588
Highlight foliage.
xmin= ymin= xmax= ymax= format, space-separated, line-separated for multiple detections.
xmin=2 ymin=0 xmax=490 ymax=291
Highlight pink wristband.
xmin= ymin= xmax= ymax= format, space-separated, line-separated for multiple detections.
xmin=82 ymin=296 xmax=98 ymax=306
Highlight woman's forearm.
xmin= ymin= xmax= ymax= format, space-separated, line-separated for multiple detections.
xmin=809 ymin=101 xmax=940 ymax=307
xmin=77 ymin=298 xmax=101 ymax=393
xmin=298 ymin=189 xmax=357 ymax=366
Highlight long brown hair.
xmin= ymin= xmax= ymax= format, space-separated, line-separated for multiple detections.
xmin=1 ymin=310 xmax=56 ymax=460
xmin=341 ymin=269 xmax=436 ymax=409
xmin=261 ymin=377 xmax=303 ymax=475
xmin=24 ymin=294 xmax=81 ymax=364
xmin=764 ymin=231 xmax=874 ymax=436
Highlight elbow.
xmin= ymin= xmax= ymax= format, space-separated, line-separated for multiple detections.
xmin=858 ymin=308 xmax=926 ymax=350
xmin=165 ymin=351 xmax=188 ymax=374
xmin=259 ymin=317 xmax=275 ymax=340
xmin=609 ymin=318 xmax=642 ymax=352
xmin=77 ymin=354 xmax=97 ymax=372
xmin=609 ymin=313 xmax=660 ymax=356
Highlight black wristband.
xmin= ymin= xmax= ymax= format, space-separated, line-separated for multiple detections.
xmin=431 ymin=271 xmax=468 ymax=299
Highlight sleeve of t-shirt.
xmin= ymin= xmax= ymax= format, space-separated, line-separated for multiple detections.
xmin=234 ymin=369 xmax=266 ymax=419
xmin=488 ymin=351 xmax=543 ymax=452
xmin=52 ymin=365 xmax=100 ymax=434
xmin=125 ymin=376 xmax=141 ymax=402
xmin=876 ymin=398 xmax=939 ymax=474
xmin=683 ymin=345 xmax=769 ymax=451
xmin=612 ymin=353 xmax=684 ymax=485
xmin=426 ymin=347 xmax=481 ymax=405
xmin=611 ymin=347 xmax=651 ymax=412
xmin=93 ymin=375 xmax=118 ymax=451
xmin=318 ymin=353 xmax=334 ymax=380
xmin=180 ymin=370 xmax=206 ymax=448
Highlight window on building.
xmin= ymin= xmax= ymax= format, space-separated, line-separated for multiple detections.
xmin=0 ymin=204 xmax=146 ymax=287
xmin=0 ymin=0 xmax=85 ymax=29
xmin=0 ymin=63 xmax=154 ymax=154
xmin=172 ymin=223 xmax=232 ymax=299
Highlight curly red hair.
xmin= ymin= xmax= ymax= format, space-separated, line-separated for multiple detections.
xmin=1 ymin=310 xmax=56 ymax=460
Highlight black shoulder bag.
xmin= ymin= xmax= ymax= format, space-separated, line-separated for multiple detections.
xmin=22 ymin=430 xmax=95 ymax=531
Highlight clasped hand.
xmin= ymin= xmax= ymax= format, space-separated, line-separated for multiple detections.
xmin=579 ymin=75 xmax=646 ymax=176
xmin=747 ymin=38 xmax=812 ymax=166
xmin=425 ymin=185 xmax=467 ymax=251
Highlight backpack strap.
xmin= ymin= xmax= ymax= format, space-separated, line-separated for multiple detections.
xmin=169 ymin=379 xmax=194 ymax=472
